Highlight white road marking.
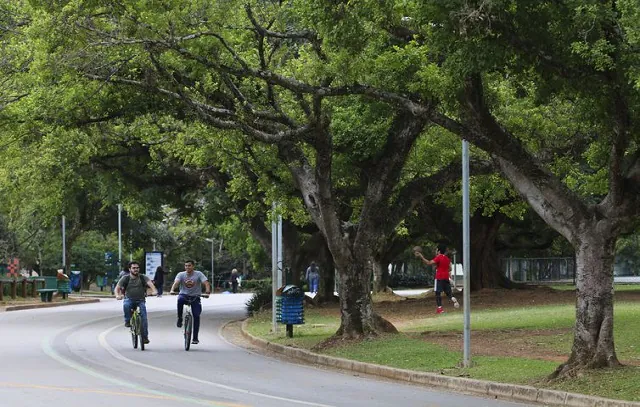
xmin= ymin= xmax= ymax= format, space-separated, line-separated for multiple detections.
xmin=98 ymin=323 xmax=335 ymax=407
xmin=41 ymin=316 xmax=247 ymax=407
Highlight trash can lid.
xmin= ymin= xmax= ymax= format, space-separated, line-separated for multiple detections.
xmin=281 ymin=285 xmax=303 ymax=296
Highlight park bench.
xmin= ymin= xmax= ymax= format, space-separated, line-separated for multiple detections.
xmin=36 ymin=279 xmax=71 ymax=302
xmin=36 ymin=288 xmax=57 ymax=302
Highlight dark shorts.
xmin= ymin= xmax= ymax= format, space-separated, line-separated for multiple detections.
xmin=435 ymin=279 xmax=452 ymax=296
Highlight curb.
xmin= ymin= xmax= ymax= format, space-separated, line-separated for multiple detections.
xmin=5 ymin=298 xmax=101 ymax=312
xmin=239 ymin=320 xmax=640 ymax=407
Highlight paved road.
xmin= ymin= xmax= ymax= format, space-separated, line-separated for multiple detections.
xmin=0 ymin=294 xmax=535 ymax=407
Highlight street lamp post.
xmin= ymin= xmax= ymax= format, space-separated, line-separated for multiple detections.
xmin=205 ymin=238 xmax=214 ymax=290
xmin=61 ymin=215 xmax=66 ymax=269
xmin=117 ymin=204 xmax=122 ymax=271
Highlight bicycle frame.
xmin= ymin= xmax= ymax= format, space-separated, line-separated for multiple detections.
xmin=171 ymin=293 xmax=208 ymax=351
xmin=183 ymin=301 xmax=194 ymax=351
xmin=129 ymin=304 xmax=144 ymax=351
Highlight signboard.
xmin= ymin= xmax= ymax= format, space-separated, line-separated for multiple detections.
xmin=144 ymin=251 xmax=163 ymax=280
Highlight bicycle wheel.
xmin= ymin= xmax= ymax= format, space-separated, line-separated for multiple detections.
xmin=184 ymin=313 xmax=192 ymax=351
xmin=131 ymin=314 xmax=138 ymax=349
xmin=137 ymin=314 xmax=145 ymax=351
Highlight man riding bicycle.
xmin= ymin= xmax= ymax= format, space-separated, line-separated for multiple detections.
xmin=170 ymin=260 xmax=211 ymax=345
xmin=115 ymin=261 xmax=157 ymax=344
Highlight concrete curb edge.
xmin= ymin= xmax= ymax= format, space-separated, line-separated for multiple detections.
xmin=239 ymin=320 xmax=640 ymax=407
xmin=5 ymin=298 xmax=100 ymax=311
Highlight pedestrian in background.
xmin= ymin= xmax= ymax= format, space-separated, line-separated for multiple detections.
xmin=153 ymin=266 xmax=165 ymax=297
xmin=230 ymin=268 xmax=239 ymax=293
xmin=305 ymin=262 xmax=320 ymax=294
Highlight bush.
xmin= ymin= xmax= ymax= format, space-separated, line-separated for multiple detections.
xmin=389 ymin=268 xmax=434 ymax=288
xmin=242 ymin=278 xmax=271 ymax=291
xmin=245 ymin=280 xmax=272 ymax=316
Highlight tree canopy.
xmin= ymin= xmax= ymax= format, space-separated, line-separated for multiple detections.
xmin=2 ymin=0 xmax=639 ymax=377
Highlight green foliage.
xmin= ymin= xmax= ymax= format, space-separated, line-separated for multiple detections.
xmin=245 ymin=279 xmax=272 ymax=316
xmin=69 ymin=231 xmax=112 ymax=280
xmin=241 ymin=278 xmax=270 ymax=291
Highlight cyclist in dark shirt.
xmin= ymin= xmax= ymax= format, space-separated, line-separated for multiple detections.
xmin=115 ymin=261 xmax=157 ymax=344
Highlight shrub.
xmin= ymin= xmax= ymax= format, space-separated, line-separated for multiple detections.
xmin=242 ymin=278 xmax=271 ymax=291
xmin=245 ymin=279 xmax=272 ymax=316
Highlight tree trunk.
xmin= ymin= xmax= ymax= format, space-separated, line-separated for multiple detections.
xmin=320 ymin=264 xmax=336 ymax=302
xmin=335 ymin=262 xmax=397 ymax=338
xmin=469 ymin=213 xmax=512 ymax=290
xmin=380 ymin=261 xmax=392 ymax=291
xmin=372 ymin=258 xmax=392 ymax=293
xmin=551 ymin=233 xmax=620 ymax=377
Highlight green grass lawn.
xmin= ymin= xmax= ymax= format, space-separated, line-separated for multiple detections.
xmin=245 ymin=290 xmax=640 ymax=402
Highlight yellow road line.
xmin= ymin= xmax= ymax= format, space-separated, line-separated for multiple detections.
xmin=41 ymin=320 xmax=250 ymax=407
xmin=0 ymin=382 xmax=178 ymax=400
xmin=0 ymin=381 xmax=248 ymax=407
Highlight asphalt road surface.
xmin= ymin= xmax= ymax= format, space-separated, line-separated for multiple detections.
xmin=0 ymin=294 xmax=536 ymax=407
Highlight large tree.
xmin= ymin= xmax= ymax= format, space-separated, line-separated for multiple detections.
xmin=16 ymin=3 xmax=639 ymax=376
xmin=14 ymin=0 xmax=479 ymax=338
xmin=402 ymin=1 xmax=640 ymax=376
xmin=259 ymin=0 xmax=639 ymax=374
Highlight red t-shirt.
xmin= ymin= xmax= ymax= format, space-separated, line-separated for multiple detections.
xmin=432 ymin=254 xmax=451 ymax=280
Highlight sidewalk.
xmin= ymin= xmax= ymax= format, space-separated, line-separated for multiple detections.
xmin=237 ymin=320 xmax=640 ymax=407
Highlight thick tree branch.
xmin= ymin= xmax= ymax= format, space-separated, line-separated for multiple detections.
xmin=457 ymin=74 xmax=590 ymax=243
xmin=357 ymin=112 xmax=428 ymax=243
xmin=390 ymin=158 xmax=495 ymax=227
xmin=245 ymin=4 xmax=327 ymax=61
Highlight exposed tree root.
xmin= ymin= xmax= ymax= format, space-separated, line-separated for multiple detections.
xmin=549 ymin=358 xmax=623 ymax=380
xmin=313 ymin=314 xmax=398 ymax=351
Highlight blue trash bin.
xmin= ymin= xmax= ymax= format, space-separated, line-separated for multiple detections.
xmin=69 ymin=271 xmax=81 ymax=292
xmin=276 ymin=285 xmax=304 ymax=337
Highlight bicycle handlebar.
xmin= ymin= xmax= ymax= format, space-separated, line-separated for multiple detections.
xmin=169 ymin=292 xmax=209 ymax=298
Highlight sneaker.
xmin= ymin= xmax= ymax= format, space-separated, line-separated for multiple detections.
xmin=436 ymin=306 xmax=444 ymax=314
xmin=191 ymin=339 xmax=199 ymax=345
xmin=143 ymin=337 xmax=150 ymax=344
xmin=452 ymin=297 xmax=460 ymax=309
xmin=124 ymin=321 xmax=131 ymax=328
xmin=177 ymin=318 xmax=182 ymax=328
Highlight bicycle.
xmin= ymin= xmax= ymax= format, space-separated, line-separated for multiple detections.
xmin=117 ymin=298 xmax=145 ymax=351
xmin=170 ymin=293 xmax=208 ymax=351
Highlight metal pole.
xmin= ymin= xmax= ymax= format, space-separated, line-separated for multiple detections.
xmin=453 ymin=250 xmax=457 ymax=290
xmin=118 ymin=204 xmax=122 ymax=270
xmin=277 ymin=212 xmax=283 ymax=288
xmin=462 ymin=139 xmax=471 ymax=368
xmin=271 ymin=202 xmax=278 ymax=333
xmin=211 ymin=238 xmax=216 ymax=293
xmin=61 ymin=216 xmax=66 ymax=268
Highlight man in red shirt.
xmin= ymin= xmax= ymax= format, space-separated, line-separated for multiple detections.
xmin=415 ymin=244 xmax=459 ymax=314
